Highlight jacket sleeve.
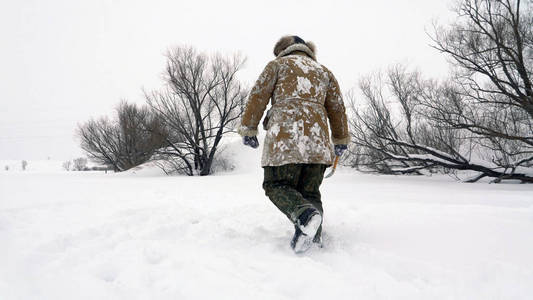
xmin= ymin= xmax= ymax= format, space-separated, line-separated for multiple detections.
xmin=238 ymin=61 xmax=278 ymax=137
xmin=324 ymin=68 xmax=350 ymax=145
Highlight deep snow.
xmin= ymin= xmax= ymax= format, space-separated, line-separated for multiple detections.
xmin=1 ymin=157 xmax=533 ymax=299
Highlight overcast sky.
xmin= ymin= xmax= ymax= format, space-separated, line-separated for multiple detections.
xmin=0 ymin=0 xmax=455 ymax=161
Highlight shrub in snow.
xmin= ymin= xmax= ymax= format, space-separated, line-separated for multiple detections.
xmin=210 ymin=150 xmax=236 ymax=174
xmin=62 ymin=160 xmax=72 ymax=171
xmin=73 ymin=157 xmax=88 ymax=171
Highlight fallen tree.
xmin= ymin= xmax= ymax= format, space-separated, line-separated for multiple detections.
xmin=348 ymin=66 xmax=533 ymax=183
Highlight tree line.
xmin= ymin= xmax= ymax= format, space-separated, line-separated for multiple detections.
xmin=78 ymin=47 xmax=246 ymax=176
xmin=78 ymin=0 xmax=532 ymax=182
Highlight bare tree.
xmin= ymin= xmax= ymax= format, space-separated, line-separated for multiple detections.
xmin=78 ymin=117 xmax=121 ymax=171
xmin=429 ymin=0 xmax=533 ymax=171
xmin=62 ymin=160 xmax=72 ymax=171
xmin=348 ymin=0 xmax=533 ymax=183
xmin=350 ymin=67 xmax=467 ymax=175
xmin=78 ymin=101 xmax=167 ymax=171
xmin=348 ymin=66 xmax=533 ymax=182
xmin=146 ymin=46 xmax=247 ymax=176
xmin=115 ymin=101 xmax=168 ymax=169
xmin=73 ymin=157 xmax=88 ymax=171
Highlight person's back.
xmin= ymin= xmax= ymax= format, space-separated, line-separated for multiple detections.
xmin=239 ymin=35 xmax=349 ymax=253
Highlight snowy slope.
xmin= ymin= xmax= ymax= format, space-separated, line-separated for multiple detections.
xmin=1 ymin=154 xmax=533 ymax=299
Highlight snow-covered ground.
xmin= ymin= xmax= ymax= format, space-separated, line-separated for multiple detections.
xmin=1 ymin=156 xmax=533 ymax=299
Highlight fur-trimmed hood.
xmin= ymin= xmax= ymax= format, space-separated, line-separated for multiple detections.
xmin=273 ymin=35 xmax=316 ymax=61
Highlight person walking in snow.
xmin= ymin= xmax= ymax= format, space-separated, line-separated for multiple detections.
xmin=239 ymin=35 xmax=350 ymax=253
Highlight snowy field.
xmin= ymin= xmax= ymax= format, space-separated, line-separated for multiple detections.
xmin=1 ymin=158 xmax=533 ymax=299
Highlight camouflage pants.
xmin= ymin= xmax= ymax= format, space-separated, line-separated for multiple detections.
xmin=263 ymin=164 xmax=327 ymax=241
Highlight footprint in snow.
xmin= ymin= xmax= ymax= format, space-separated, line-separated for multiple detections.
xmin=94 ymin=264 xmax=119 ymax=283
xmin=144 ymin=245 xmax=167 ymax=264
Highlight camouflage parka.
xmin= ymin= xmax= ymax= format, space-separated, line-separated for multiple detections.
xmin=238 ymin=40 xmax=350 ymax=167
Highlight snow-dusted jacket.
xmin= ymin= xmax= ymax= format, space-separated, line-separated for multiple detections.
xmin=238 ymin=43 xmax=350 ymax=167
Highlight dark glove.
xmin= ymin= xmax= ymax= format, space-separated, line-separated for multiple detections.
xmin=334 ymin=144 xmax=347 ymax=156
xmin=243 ymin=136 xmax=259 ymax=149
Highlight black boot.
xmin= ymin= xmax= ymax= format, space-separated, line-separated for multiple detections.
xmin=312 ymin=222 xmax=323 ymax=247
xmin=290 ymin=226 xmax=304 ymax=251
xmin=290 ymin=208 xmax=322 ymax=253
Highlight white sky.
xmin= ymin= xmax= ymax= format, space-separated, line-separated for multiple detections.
xmin=0 ymin=0 xmax=454 ymax=160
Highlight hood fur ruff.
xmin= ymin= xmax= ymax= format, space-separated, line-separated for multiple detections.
xmin=274 ymin=36 xmax=316 ymax=60
xmin=277 ymin=43 xmax=316 ymax=61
